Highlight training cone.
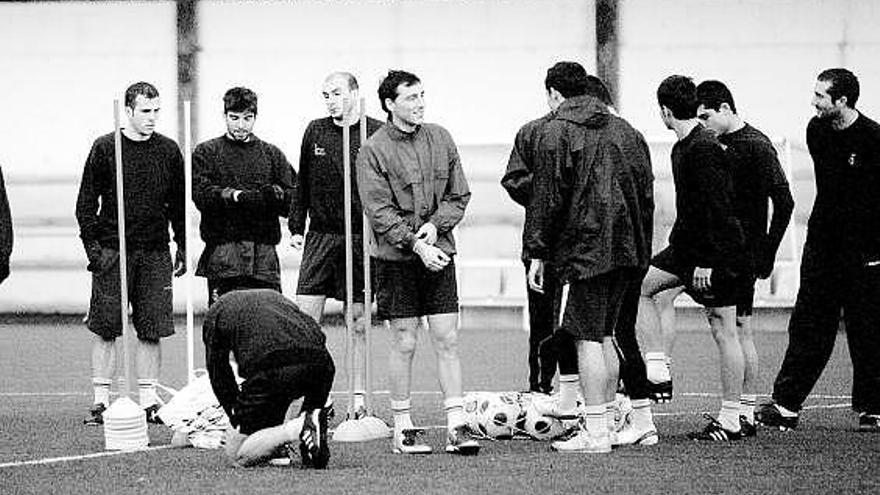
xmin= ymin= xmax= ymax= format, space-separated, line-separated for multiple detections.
xmin=103 ymin=396 xmax=149 ymax=451
xmin=333 ymin=415 xmax=392 ymax=442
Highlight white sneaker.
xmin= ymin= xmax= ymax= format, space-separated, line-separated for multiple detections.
xmin=445 ymin=424 xmax=480 ymax=456
xmin=533 ymin=398 xmax=580 ymax=420
xmin=613 ymin=421 xmax=659 ymax=446
xmin=551 ymin=428 xmax=611 ymax=454
xmin=392 ymin=428 xmax=432 ymax=455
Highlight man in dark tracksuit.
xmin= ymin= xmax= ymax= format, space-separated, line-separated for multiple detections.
xmin=525 ymin=62 xmax=654 ymax=453
xmin=204 ymin=289 xmax=335 ymax=468
xmin=757 ymin=68 xmax=880 ymax=432
xmin=502 ymin=111 xmax=567 ymax=396
xmin=0 ymin=165 xmax=11 ymax=285
xmin=193 ymin=87 xmax=295 ymax=305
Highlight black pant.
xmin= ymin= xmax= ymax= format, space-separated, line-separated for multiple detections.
xmin=525 ymin=262 xmax=566 ymax=393
xmin=615 ymin=269 xmax=650 ymax=401
xmin=208 ymin=277 xmax=282 ymax=307
xmin=772 ymin=246 xmax=880 ymax=414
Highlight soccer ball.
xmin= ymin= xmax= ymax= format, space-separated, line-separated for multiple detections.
xmin=465 ymin=391 xmax=520 ymax=439
xmin=517 ymin=404 xmax=567 ymax=441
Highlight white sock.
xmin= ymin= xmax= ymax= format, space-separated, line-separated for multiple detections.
xmin=444 ymin=397 xmax=465 ymax=430
xmin=353 ymin=391 xmax=366 ymax=410
xmin=604 ymin=402 xmax=617 ymax=432
xmin=391 ymin=398 xmax=414 ymax=433
xmin=630 ymin=399 xmax=654 ymax=429
xmin=92 ymin=377 xmax=111 ymax=406
xmin=645 ymin=352 xmax=670 ymax=383
xmin=281 ymin=414 xmax=305 ymax=441
xmin=583 ymin=405 xmax=607 ymax=435
xmin=138 ymin=379 xmax=159 ymax=408
xmin=740 ymin=394 xmax=757 ymax=423
xmin=558 ymin=375 xmax=580 ymax=411
xmin=719 ymin=400 xmax=741 ymax=432
xmin=776 ymin=403 xmax=798 ymax=417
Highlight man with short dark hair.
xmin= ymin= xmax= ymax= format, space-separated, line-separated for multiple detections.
xmin=357 ymin=70 xmax=478 ymax=455
xmin=76 ymin=81 xmax=186 ymax=425
xmin=193 ymin=87 xmax=295 ymax=305
xmin=204 ymin=289 xmax=335 ymax=468
xmin=526 ymin=62 xmax=655 ymax=453
xmin=757 ymin=68 xmax=880 ymax=432
xmin=695 ymin=79 xmax=794 ymax=436
xmin=637 ymin=75 xmax=749 ymax=441
xmin=290 ymin=72 xmax=383 ymax=418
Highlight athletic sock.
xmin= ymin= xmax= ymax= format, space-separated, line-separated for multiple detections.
xmin=583 ymin=405 xmax=607 ymax=435
xmin=281 ymin=414 xmax=306 ymax=441
xmin=138 ymin=379 xmax=159 ymax=408
xmin=719 ymin=400 xmax=741 ymax=432
xmin=444 ymin=397 xmax=465 ymax=430
xmin=740 ymin=394 xmax=757 ymax=423
xmin=92 ymin=377 xmax=112 ymax=406
xmin=558 ymin=374 xmax=580 ymax=411
xmin=353 ymin=390 xmax=366 ymax=411
xmin=630 ymin=398 xmax=654 ymax=429
xmin=645 ymin=352 xmax=671 ymax=383
xmin=391 ymin=398 xmax=415 ymax=434
xmin=776 ymin=403 xmax=799 ymax=417
xmin=604 ymin=402 xmax=617 ymax=432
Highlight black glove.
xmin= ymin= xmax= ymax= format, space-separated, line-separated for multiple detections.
xmin=261 ymin=184 xmax=286 ymax=206
xmin=83 ymin=240 xmax=103 ymax=272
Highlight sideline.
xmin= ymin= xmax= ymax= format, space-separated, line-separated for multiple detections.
xmin=0 ymin=445 xmax=174 ymax=470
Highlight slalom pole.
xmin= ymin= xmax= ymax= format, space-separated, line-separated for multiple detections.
xmin=359 ymin=97 xmax=374 ymax=414
xmin=112 ymin=99 xmax=135 ymax=400
xmin=342 ymin=121 xmax=356 ymax=419
xmin=183 ymin=101 xmax=195 ymax=384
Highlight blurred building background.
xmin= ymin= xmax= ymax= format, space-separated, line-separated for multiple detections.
xmin=0 ymin=0 xmax=877 ymax=314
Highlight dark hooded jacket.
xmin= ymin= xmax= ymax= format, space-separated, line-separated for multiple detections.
xmin=524 ymin=95 xmax=654 ymax=282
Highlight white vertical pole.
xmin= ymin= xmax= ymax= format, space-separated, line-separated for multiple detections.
xmin=359 ymin=98 xmax=374 ymax=413
xmin=183 ymin=101 xmax=195 ymax=384
xmin=342 ymin=122 xmax=356 ymax=417
xmin=113 ymin=100 xmax=135 ymax=400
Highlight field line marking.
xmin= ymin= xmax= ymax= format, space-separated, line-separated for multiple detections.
xmin=0 ymin=445 xmax=174 ymax=470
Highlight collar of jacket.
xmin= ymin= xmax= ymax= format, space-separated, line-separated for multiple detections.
xmin=385 ymin=121 xmax=422 ymax=141
xmin=555 ymin=95 xmax=610 ymax=128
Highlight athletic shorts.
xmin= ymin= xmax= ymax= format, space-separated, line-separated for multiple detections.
xmin=87 ymin=248 xmax=174 ymax=341
xmin=297 ymin=232 xmax=368 ymax=302
xmin=559 ymin=268 xmax=633 ymax=342
xmin=374 ymin=257 xmax=458 ymax=320
xmin=736 ymin=276 xmax=757 ymax=317
xmin=236 ymin=351 xmax=335 ymax=435
xmin=651 ymin=246 xmax=745 ymax=308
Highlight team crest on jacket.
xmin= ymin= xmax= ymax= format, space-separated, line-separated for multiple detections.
xmin=314 ymin=144 xmax=326 ymax=156
xmin=848 ymin=153 xmax=857 ymax=167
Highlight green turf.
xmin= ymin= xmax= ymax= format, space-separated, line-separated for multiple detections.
xmin=1 ymin=316 xmax=878 ymax=494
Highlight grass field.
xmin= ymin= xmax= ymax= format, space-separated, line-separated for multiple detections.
xmin=1 ymin=312 xmax=878 ymax=495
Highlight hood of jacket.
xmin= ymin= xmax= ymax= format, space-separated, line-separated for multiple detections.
xmin=555 ymin=95 xmax=611 ymax=129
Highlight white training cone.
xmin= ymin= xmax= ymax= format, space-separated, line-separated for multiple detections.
xmin=104 ymin=396 xmax=149 ymax=451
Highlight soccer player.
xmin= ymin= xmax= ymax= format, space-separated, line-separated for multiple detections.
xmin=636 ymin=75 xmax=749 ymax=441
xmin=0 ymin=165 xmax=11 ymax=285
xmin=203 ymin=289 xmax=335 ymax=468
xmin=501 ymin=88 xmax=563 ymax=397
xmin=696 ymin=80 xmax=794 ymax=435
xmin=289 ymin=72 xmax=383 ymax=417
xmin=76 ymin=81 xmax=186 ymax=425
xmin=357 ymin=70 xmax=479 ymax=455
xmin=193 ymin=87 xmax=295 ymax=305
xmin=525 ymin=62 xmax=654 ymax=454
xmin=756 ymin=68 xmax=880 ymax=432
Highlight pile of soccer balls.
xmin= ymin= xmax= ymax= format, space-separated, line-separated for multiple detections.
xmin=462 ymin=391 xmax=575 ymax=441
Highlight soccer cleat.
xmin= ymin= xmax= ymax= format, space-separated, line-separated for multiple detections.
xmin=393 ymin=428 xmax=433 ymax=455
xmin=755 ymin=402 xmax=798 ymax=431
xmin=299 ymin=407 xmax=330 ymax=469
xmin=144 ymin=404 xmax=164 ymax=425
xmin=688 ymin=414 xmax=742 ymax=442
xmin=445 ymin=424 xmax=481 ymax=456
xmin=551 ymin=428 xmax=612 ymax=454
xmin=532 ymin=398 xmax=580 ymax=421
xmin=83 ymin=403 xmax=107 ymax=426
xmin=739 ymin=416 xmax=757 ymax=437
xmin=613 ymin=421 xmax=659 ymax=446
xmin=648 ymin=379 xmax=673 ymax=404
xmin=347 ymin=405 xmax=367 ymax=421
xmin=858 ymin=413 xmax=880 ymax=432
